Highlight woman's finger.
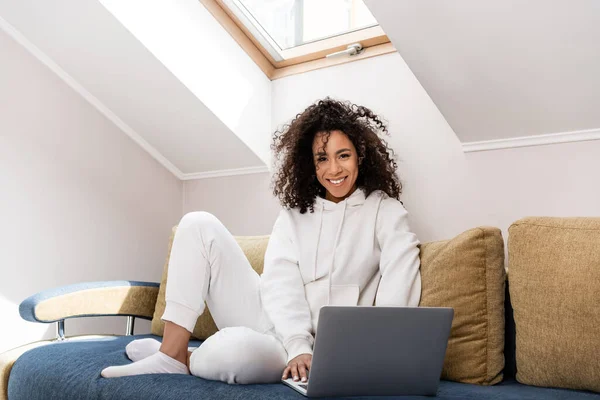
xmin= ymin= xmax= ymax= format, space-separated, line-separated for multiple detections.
xmin=282 ymin=366 xmax=290 ymax=379
xmin=291 ymin=363 xmax=300 ymax=381
xmin=298 ymin=363 xmax=308 ymax=382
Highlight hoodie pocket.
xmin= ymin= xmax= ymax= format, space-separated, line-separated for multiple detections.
xmin=330 ymin=284 xmax=360 ymax=306
xmin=304 ymin=280 xmax=360 ymax=331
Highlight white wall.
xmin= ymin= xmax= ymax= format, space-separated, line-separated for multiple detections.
xmin=271 ymin=53 xmax=484 ymax=242
xmin=185 ymin=52 xmax=479 ymax=240
xmin=0 ymin=29 xmax=183 ymax=353
xmin=467 ymin=140 xmax=600 ymax=227
xmin=271 ymin=53 xmax=600 ymax=243
xmin=185 ymin=52 xmax=599 ymax=250
xmin=183 ymin=173 xmax=280 ymax=236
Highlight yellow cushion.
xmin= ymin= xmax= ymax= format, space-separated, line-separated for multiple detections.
xmin=508 ymin=217 xmax=600 ymax=393
xmin=150 ymin=227 xmax=269 ymax=340
xmin=419 ymin=227 xmax=506 ymax=385
xmin=151 ymin=225 xmax=506 ymax=386
xmin=34 ymin=285 xmax=158 ymax=322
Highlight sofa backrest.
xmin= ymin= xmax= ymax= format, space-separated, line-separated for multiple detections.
xmin=151 ymin=224 xmax=507 ymax=386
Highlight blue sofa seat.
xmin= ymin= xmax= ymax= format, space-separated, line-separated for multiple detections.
xmin=8 ymin=334 xmax=598 ymax=400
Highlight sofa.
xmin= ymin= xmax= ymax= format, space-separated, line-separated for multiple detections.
xmin=1 ymin=216 xmax=599 ymax=399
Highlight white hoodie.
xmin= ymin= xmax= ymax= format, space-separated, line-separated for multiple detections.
xmin=260 ymin=188 xmax=422 ymax=363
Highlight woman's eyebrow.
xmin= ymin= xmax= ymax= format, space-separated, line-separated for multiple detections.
xmin=314 ymin=148 xmax=351 ymax=157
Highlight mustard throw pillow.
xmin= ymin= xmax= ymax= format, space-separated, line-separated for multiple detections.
xmin=508 ymin=217 xmax=600 ymax=393
xmin=419 ymin=227 xmax=506 ymax=385
xmin=151 ymin=225 xmax=506 ymax=386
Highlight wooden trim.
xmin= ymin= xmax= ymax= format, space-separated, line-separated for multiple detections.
xmin=213 ymin=0 xmax=279 ymax=65
xmin=275 ymin=34 xmax=389 ymax=67
xmin=200 ymin=0 xmax=396 ymax=80
xmin=270 ymin=42 xmax=397 ymax=80
xmin=199 ymin=0 xmax=275 ymax=77
xmin=278 ymin=26 xmax=387 ymax=62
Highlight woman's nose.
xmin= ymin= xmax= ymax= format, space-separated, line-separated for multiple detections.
xmin=329 ymin=161 xmax=342 ymax=174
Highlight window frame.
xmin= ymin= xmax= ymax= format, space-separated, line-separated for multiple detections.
xmin=201 ymin=0 xmax=396 ymax=80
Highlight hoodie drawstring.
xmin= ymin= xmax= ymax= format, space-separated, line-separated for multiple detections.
xmin=327 ymin=200 xmax=347 ymax=305
xmin=313 ymin=206 xmax=324 ymax=281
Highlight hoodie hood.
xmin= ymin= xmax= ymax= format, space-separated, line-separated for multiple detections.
xmin=315 ymin=186 xmax=366 ymax=210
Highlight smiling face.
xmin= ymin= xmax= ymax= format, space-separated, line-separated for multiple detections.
xmin=312 ymin=130 xmax=359 ymax=203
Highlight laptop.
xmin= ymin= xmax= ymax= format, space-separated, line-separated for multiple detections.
xmin=282 ymin=306 xmax=454 ymax=397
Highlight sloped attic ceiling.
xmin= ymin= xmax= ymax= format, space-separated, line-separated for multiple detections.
xmin=5 ymin=0 xmax=597 ymax=174
xmin=0 ymin=0 xmax=268 ymax=179
xmin=364 ymin=0 xmax=600 ymax=143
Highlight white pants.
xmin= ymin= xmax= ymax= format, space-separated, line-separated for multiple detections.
xmin=161 ymin=211 xmax=287 ymax=384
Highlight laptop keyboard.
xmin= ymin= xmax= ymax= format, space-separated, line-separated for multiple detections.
xmin=299 ymin=384 xmax=308 ymax=389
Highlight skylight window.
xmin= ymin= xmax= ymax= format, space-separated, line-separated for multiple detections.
xmin=234 ymin=0 xmax=377 ymax=51
xmin=211 ymin=0 xmax=394 ymax=79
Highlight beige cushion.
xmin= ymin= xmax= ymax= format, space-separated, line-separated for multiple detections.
xmin=150 ymin=227 xmax=269 ymax=340
xmin=151 ymin=225 xmax=506 ymax=385
xmin=508 ymin=217 xmax=600 ymax=393
xmin=33 ymin=285 xmax=158 ymax=322
xmin=419 ymin=227 xmax=506 ymax=385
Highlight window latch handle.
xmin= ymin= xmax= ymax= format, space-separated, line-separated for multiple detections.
xmin=326 ymin=43 xmax=364 ymax=59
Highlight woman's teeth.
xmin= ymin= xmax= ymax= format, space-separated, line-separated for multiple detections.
xmin=329 ymin=177 xmax=346 ymax=185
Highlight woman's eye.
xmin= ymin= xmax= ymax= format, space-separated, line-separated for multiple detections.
xmin=340 ymin=154 xmax=350 ymax=159
xmin=317 ymin=157 xmax=327 ymax=162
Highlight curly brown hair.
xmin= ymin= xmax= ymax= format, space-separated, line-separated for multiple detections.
xmin=271 ymin=97 xmax=402 ymax=214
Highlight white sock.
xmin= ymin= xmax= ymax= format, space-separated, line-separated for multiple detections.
xmin=126 ymin=338 xmax=199 ymax=362
xmin=125 ymin=338 xmax=161 ymax=362
xmin=101 ymin=351 xmax=189 ymax=378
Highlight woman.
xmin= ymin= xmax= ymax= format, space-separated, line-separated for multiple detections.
xmin=101 ymin=98 xmax=421 ymax=385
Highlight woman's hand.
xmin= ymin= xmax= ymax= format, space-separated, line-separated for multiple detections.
xmin=282 ymin=353 xmax=312 ymax=382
